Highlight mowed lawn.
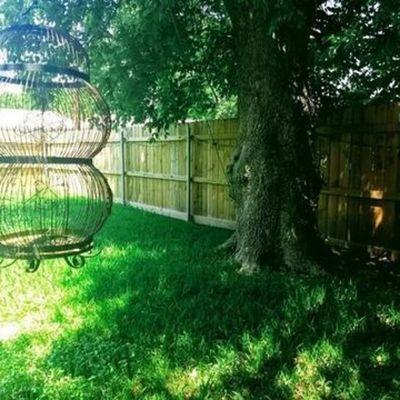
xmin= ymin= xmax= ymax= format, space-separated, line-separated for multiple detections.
xmin=0 ymin=205 xmax=400 ymax=399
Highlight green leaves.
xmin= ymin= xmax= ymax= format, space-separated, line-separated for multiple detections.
xmin=313 ymin=0 xmax=400 ymax=109
xmin=0 ymin=1 xmax=399 ymax=125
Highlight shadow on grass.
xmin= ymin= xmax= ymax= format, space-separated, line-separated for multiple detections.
xmin=35 ymin=206 xmax=400 ymax=399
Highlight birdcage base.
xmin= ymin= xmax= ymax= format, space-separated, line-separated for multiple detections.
xmin=0 ymin=230 xmax=94 ymax=261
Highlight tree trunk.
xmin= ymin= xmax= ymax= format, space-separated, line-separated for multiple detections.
xmin=225 ymin=2 xmax=327 ymax=273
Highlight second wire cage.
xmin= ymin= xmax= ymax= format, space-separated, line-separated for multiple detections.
xmin=0 ymin=24 xmax=112 ymax=271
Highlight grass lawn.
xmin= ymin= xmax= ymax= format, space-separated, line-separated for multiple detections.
xmin=0 ymin=205 xmax=400 ymax=399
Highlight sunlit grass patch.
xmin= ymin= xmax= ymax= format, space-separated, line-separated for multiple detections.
xmin=0 ymin=205 xmax=398 ymax=399
xmin=277 ymin=340 xmax=364 ymax=399
xmin=377 ymin=303 xmax=400 ymax=328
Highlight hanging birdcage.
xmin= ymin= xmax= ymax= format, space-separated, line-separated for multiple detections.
xmin=0 ymin=24 xmax=112 ymax=271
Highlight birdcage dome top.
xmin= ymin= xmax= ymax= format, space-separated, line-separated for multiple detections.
xmin=0 ymin=24 xmax=110 ymax=160
xmin=0 ymin=24 xmax=90 ymax=87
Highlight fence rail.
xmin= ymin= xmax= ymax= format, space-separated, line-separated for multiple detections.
xmin=94 ymin=105 xmax=400 ymax=252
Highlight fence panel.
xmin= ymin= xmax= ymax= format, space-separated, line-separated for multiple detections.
xmin=316 ymin=104 xmax=400 ymax=251
xmin=191 ymin=120 xmax=236 ymax=228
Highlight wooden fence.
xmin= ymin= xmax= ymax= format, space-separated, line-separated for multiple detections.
xmin=94 ymin=104 xmax=400 ymax=252
xmin=317 ymin=104 xmax=400 ymax=251
xmin=94 ymin=119 xmax=237 ymax=229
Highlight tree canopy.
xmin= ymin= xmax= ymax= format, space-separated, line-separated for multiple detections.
xmin=0 ymin=1 xmax=398 ymax=126
xmin=314 ymin=0 xmax=400 ymax=111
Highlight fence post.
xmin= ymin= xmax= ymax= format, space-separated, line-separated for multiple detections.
xmin=120 ymin=129 xmax=126 ymax=205
xmin=186 ymin=124 xmax=192 ymax=221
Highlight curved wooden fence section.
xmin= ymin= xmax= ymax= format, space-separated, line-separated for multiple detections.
xmin=95 ymin=104 xmax=400 ymax=253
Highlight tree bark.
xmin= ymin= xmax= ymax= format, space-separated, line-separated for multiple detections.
xmin=225 ymin=1 xmax=327 ymax=273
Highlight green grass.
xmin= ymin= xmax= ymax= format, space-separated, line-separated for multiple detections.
xmin=0 ymin=205 xmax=400 ymax=399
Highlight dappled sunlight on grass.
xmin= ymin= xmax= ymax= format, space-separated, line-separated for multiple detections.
xmin=0 ymin=205 xmax=400 ymax=398
xmin=377 ymin=303 xmax=400 ymax=328
xmin=0 ymin=260 xmax=80 ymax=349
xmin=277 ymin=340 xmax=364 ymax=399
xmin=0 ymin=322 xmax=20 ymax=341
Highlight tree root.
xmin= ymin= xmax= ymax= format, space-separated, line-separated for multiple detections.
xmin=217 ymin=232 xmax=237 ymax=253
xmin=237 ymin=260 xmax=261 ymax=275
xmin=234 ymin=247 xmax=262 ymax=274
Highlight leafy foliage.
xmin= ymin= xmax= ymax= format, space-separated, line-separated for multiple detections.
xmin=0 ymin=1 xmax=399 ymax=126
xmin=0 ymin=0 xmax=235 ymax=127
xmin=313 ymin=0 xmax=400 ymax=111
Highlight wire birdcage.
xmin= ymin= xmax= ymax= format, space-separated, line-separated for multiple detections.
xmin=0 ymin=24 xmax=112 ymax=271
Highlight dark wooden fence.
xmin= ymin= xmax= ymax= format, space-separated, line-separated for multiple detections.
xmin=317 ymin=104 xmax=400 ymax=252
